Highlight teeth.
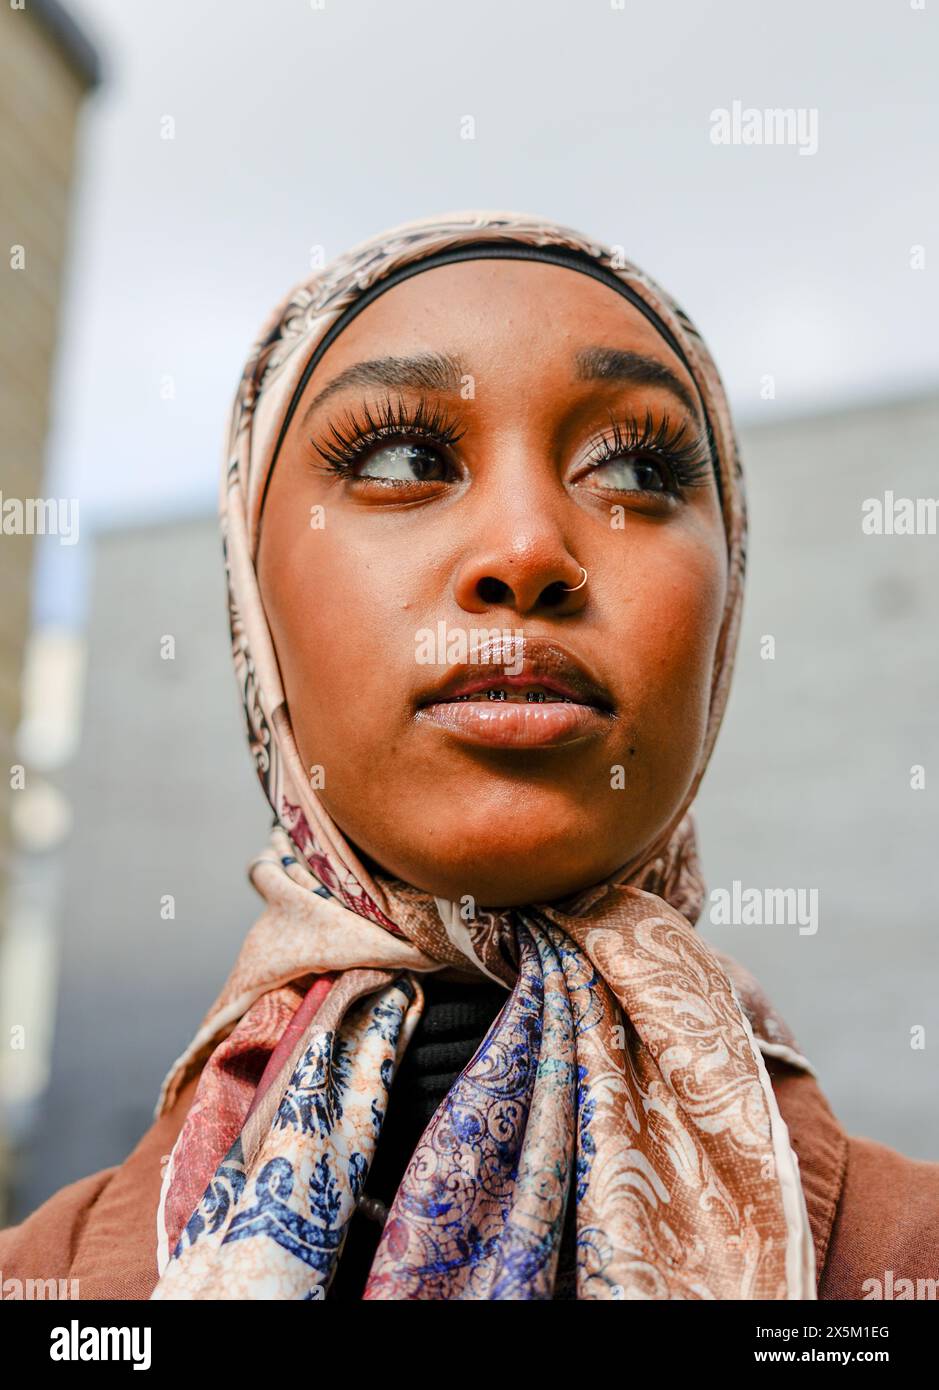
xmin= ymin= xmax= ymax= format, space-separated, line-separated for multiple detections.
xmin=448 ymin=690 xmax=576 ymax=703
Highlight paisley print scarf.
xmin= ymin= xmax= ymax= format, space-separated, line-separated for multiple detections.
xmin=151 ymin=210 xmax=817 ymax=1301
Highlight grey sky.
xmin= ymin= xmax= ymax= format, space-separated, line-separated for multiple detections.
xmin=35 ymin=0 xmax=939 ymax=622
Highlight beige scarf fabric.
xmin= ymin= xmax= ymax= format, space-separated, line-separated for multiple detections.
xmin=151 ymin=211 xmax=817 ymax=1300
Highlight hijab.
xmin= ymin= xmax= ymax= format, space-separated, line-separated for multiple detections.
xmin=150 ymin=209 xmax=816 ymax=1300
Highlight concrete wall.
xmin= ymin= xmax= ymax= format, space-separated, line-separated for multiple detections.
xmin=9 ymin=515 xmax=266 ymax=1217
xmin=695 ymin=389 xmax=939 ymax=1160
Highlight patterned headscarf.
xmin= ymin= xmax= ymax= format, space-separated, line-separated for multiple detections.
xmin=151 ymin=210 xmax=816 ymax=1301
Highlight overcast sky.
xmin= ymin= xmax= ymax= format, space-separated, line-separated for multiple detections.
xmin=34 ymin=0 xmax=939 ymax=622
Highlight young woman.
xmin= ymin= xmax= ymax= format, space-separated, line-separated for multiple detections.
xmin=3 ymin=210 xmax=937 ymax=1300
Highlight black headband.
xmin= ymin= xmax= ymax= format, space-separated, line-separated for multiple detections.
xmin=260 ymin=239 xmax=722 ymax=517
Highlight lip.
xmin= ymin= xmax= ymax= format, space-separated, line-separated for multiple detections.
xmin=414 ymin=635 xmax=615 ymax=750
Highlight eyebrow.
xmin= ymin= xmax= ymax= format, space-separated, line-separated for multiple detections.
xmin=299 ymin=344 xmax=700 ymax=425
xmin=300 ymin=351 xmax=467 ymax=425
xmin=573 ymin=345 xmax=699 ymax=418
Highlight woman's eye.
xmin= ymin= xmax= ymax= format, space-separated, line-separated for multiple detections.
xmin=588 ymin=455 xmax=672 ymax=493
xmin=356 ymin=441 xmax=452 ymax=483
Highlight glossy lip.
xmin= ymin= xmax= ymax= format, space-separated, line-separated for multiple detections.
xmin=413 ymin=635 xmax=615 ymax=749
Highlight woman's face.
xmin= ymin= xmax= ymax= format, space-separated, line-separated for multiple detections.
xmin=256 ymin=260 xmax=727 ymax=906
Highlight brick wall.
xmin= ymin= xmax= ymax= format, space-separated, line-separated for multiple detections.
xmin=0 ymin=5 xmax=92 ymax=886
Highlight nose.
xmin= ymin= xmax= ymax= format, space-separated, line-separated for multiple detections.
xmin=452 ymin=517 xmax=589 ymax=619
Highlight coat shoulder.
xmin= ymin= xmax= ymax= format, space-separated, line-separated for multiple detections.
xmin=820 ymin=1132 xmax=939 ymax=1299
xmin=767 ymin=1055 xmax=939 ymax=1299
xmin=0 ymin=1073 xmax=200 ymax=1300
xmin=0 ymin=1166 xmax=118 ymax=1290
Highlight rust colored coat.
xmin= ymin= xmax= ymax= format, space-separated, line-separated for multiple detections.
xmin=1 ymin=1059 xmax=938 ymax=1300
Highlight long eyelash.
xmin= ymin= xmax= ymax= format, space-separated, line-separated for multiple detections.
xmin=309 ymin=397 xmax=714 ymax=492
xmin=310 ymin=394 xmax=466 ymax=475
xmin=588 ymin=407 xmax=714 ymax=490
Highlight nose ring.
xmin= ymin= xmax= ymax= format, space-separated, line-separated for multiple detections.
xmin=562 ymin=566 xmax=588 ymax=593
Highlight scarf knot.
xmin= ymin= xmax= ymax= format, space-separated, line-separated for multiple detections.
xmin=152 ymin=825 xmax=816 ymax=1301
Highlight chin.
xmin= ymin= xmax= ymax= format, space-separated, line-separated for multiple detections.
xmin=407 ymin=829 xmax=635 ymax=909
xmin=424 ymin=863 xmax=607 ymax=909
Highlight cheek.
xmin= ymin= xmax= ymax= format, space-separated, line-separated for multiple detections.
xmin=616 ymin=527 xmax=726 ymax=760
xmin=261 ymin=522 xmax=410 ymax=767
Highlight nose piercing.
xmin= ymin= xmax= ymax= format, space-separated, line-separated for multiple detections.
xmin=562 ymin=566 xmax=588 ymax=593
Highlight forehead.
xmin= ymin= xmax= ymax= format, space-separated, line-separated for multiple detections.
xmin=299 ymin=258 xmax=698 ymax=404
